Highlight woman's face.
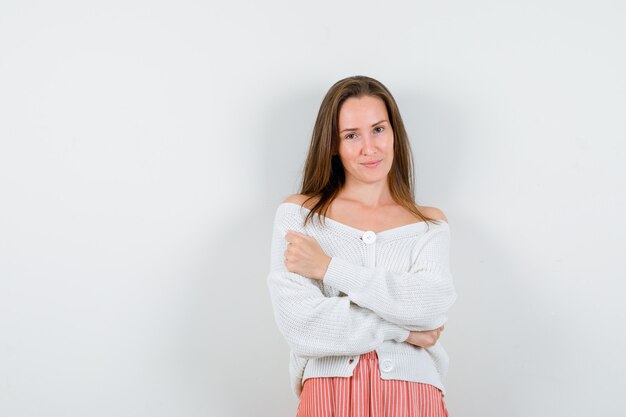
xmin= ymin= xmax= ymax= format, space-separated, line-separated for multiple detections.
xmin=336 ymin=95 xmax=394 ymax=187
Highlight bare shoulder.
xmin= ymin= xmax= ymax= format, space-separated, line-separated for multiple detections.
xmin=282 ymin=194 xmax=319 ymax=209
xmin=419 ymin=205 xmax=449 ymax=223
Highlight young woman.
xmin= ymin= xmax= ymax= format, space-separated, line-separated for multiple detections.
xmin=267 ymin=75 xmax=456 ymax=417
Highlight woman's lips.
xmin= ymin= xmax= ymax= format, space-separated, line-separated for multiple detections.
xmin=361 ymin=160 xmax=381 ymax=168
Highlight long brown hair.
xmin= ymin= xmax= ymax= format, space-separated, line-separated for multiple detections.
xmin=299 ymin=75 xmax=441 ymax=228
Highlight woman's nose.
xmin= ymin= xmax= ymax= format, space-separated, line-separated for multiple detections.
xmin=362 ymin=135 xmax=376 ymax=154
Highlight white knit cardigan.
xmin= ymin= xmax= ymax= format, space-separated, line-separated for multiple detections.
xmin=267 ymin=202 xmax=457 ymax=398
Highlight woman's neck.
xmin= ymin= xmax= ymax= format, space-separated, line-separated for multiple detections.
xmin=336 ymin=180 xmax=394 ymax=209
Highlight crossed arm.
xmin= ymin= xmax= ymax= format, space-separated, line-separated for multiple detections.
xmin=267 ymin=207 xmax=455 ymax=359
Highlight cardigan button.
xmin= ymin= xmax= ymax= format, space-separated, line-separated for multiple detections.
xmin=380 ymin=359 xmax=393 ymax=372
xmin=362 ymin=231 xmax=376 ymax=244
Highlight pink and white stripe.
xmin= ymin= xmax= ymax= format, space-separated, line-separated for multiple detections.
xmin=296 ymin=351 xmax=449 ymax=417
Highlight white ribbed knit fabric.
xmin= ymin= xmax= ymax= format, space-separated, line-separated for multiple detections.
xmin=267 ymin=202 xmax=457 ymax=398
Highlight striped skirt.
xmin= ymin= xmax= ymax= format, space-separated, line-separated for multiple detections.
xmin=296 ymin=351 xmax=449 ymax=417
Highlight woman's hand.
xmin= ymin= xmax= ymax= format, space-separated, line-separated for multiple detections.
xmin=405 ymin=326 xmax=445 ymax=348
xmin=284 ymin=230 xmax=331 ymax=280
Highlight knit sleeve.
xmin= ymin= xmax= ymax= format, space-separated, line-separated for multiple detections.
xmin=322 ymin=226 xmax=457 ymax=331
xmin=267 ymin=205 xmax=410 ymax=359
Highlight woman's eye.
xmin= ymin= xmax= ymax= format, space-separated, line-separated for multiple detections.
xmin=345 ymin=133 xmax=357 ymax=140
xmin=374 ymin=126 xmax=385 ymax=134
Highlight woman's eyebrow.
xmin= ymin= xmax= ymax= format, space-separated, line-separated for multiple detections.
xmin=339 ymin=120 xmax=388 ymax=133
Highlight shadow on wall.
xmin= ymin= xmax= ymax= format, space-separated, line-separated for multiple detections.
xmin=180 ymin=209 xmax=294 ymax=416
xmin=394 ymin=89 xmax=468 ymax=200
xmin=261 ymin=87 xmax=323 ymax=207
xmin=174 ymin=83 xmax=543 ymax=416
xmin=170 ymin=88 xmax=327 ymax=416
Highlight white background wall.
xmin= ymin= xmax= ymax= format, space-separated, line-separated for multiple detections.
xmin=1 ymin=1 xmax=625 ymax=416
